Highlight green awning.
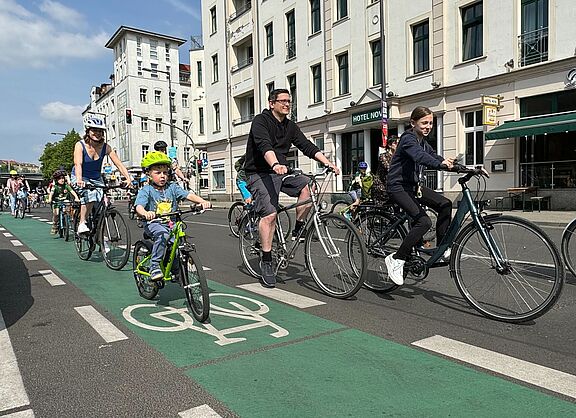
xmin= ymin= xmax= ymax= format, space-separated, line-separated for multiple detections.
xmin=485 ymin=112 xmax=576 ymax=140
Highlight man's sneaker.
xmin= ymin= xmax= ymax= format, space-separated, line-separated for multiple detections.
xmin=291 ymin=227 xmax=306 ymax=242
xmin=50 ymin=226 xmax=58 ymax=235
xmin=443 ymin=248 xmax=451 ymax=260
xmin=259 ymin=260 xmax=276 ymax=288
xmin=150 ymin=268 xmax=164 ymax=281
xmin=385 ymin=253 xmax=405 ymax=286
xmin=77 ymin=222 xmax=89 ymax=234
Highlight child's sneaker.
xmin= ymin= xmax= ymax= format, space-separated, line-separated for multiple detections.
xmin=50 ymin=226 xmax=58 ymax=235
xmin=150 ymin=267 xmax=164 ymax=281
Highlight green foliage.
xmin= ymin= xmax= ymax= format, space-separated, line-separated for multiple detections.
xmin=39 ymin=130 xmax=81 ymax=179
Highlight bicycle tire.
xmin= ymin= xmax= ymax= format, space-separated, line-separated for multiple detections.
xmin=181 ymin=248 xmax=210 ymax=322
xmin=238 ymin=214 xmax=262 ymax=278
xmin=100 ymin=208 xmax=131 ymax=270
xmin=277 ymin=205 xmax=293 ymax=240
xmin=452 ymin=215 xmax=564 ymax=323
xmin=132 ymin=240 xmax=158 ymax=300
xmin=63 ymin=213 xmax=71 ymax=241
xmin=128 ymin=202 xmax=135 ymax=220
xmin=58 ymin=209 xmax=64 ymax=238
xmin=355 ymin=211 xmax=405 ymax=293
xmin=73 ymin=210 xmax=93 ymax=260
xmin=228 ymin=201 xmax=245 ymax=238
xmin=561 ymin=218 xmax=576 ymax=278
xmin=304 ymin=213 xmax=366 ymax=299
xmin=330 ymin=199 xmax=350 ymax=215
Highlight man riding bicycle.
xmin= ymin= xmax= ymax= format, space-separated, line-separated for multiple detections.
xmin=244 ymin=88 xmax=339 ymax=288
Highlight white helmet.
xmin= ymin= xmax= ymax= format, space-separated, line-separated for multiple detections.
xmin=83 ymin=113 xmax=107 ymax=130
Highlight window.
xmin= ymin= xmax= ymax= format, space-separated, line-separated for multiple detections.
xmin=149 ymin=39 xmax=158 ymax=60
xmin=214 ymin=103 xmax=221 ymax=132
xmin=462 ymin=2 xmax=483 ymax=61
xmin=336 ymin=52 xmax=349 ymax=95
xmin=211 ymin=160 xmax=225 ymax=190
xmin=199 ymin=107 xmax=205 ymax=134
xmin=156 ymin=118 xmax=163 ymax=133
xmin=141 ymin=118 xmax=149 ymax=132
xmin=137 ymin=61 xmax=142 ymax=76
xmin=286 ymin=10 xmax=296 ymax=59
xmin=210 ymin=6 xmax=217 ymax=34
xmin=170 ymin=92 xmax=175 ymax=112
xmin=266 ymin=81 xmax=275 ymax=94
xmin=265 ymin=23 xmax=274 ymax=57
xmin=412 ymin=20 xmax=430 ymax=74
xmin=314 ymin=136 xmax=325 ymax=171
xmin=136 ymin=36 xmax=142 ymax=57
xmin=184 ymin=147 xmax=190 ymax=163
xmin=140 ymin=88 xmax=147 ymax=103
xmin=165 ymin=42 xmax=170 ymax=61
xmin=371 ymin=39 xmax=382 ymax=85
xmin=197 ymin=61 xmax=203 ymax=87
xmin=141 ymin=145 xmax=149 ymax=158
xmin=288 ymin=73 xmax=297 ymax=121
xmin=310 ymin=0 xmax=321 ymax=34
xmin=336 ymin=0 xmax=348 ymax=20
xmin=464 ymin=110 xmax=484 ymax=166
xmin=311 ymin=63 xmax=322 ymax=103
xmin=150 ymin=63 xmax=158 ymax=77
xmin=212 ymin=54 xmax=219 ymax=83
xmin=154 ymin=89 xmax=161 ymax=105
xmin=520 ymin=0 xmax=549 ymax=66
xmin=286 ymin=149 xmax=299 ymax=170
xmin=183 ymin=120 xmax=190 ymax=133
xmin=182 ymin=94 xmax=189 ymax=108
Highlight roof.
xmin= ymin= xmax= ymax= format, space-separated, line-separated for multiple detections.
xmin=179 ymin=63 xmax=191 ymax=72
xmin=105 ymin=26 xmax=187 ymax=48
xmin=485 ymin=112 xmax=576 ymax=140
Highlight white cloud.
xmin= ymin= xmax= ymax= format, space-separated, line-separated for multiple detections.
xmin=164 ymin=0 xmax=201 ymax=20
xmin=0 ymin=0 xmax=108 ymax=68
xmin=39 ymin=0 xmax=84 ymax=28
xmin=40 ymin=101 xmax=85 ymax=124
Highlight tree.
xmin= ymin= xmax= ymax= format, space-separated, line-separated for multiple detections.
xmin=39 ymin=130 xmax=81 ymax=179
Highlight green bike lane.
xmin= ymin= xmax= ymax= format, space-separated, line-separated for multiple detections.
xmin=2 ymin=215 xmax=576 ymax=417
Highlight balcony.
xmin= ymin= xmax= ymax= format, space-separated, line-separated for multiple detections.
xmin=229 ymin=1 xmax=251 ymax=22
xmin=231 ymin=64 xmax=254 ymax=96
xmin=231 ymin=57 xmax=253 ymax=73
xmin=518 ymin=27 xmax=548 ymax=67
xmin=286 ymin=39 xmax=296 ymax=60
xmin=232 ymin=113 xmax=255 ymax=126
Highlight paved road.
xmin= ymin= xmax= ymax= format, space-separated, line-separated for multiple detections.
xmin=1 ymin=204 xmax=575 ymax=417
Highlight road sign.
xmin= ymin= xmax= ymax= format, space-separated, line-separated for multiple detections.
xmin=481 ymin=95 xmax=500 ymax=106
xmin=201 ymin=159 xmax=208 ymax=169
xmin=168 ymin=146 xmax=177 ymax=159
xmin=483 ymin=105 xmax=498 ymax=126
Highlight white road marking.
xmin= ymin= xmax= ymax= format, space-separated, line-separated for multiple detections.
xmin=31 ymin=217 xmax=40 ymax=219
xmin=3 ymin=232 xmax=13 ymax=237
xmin=46 ymin=222 xmax=53 ymax=225
xmin=237 ymin=283 xmax=326 ymax=308
xmin=0 ymin=227 xmax=5 ymax=231
xmin=21 ymin=252 xmax=37 ymax=261
xmin=37 ymin=218 xmax=49 ymax=222
xmin=10 ymin=240 xmax=23 ymax=247
xmin=202 ymin=266 xmax=211 ymax=271
xmin=413 ymin=335 xmax=576 ymax=400
xmin=0 ymin=310 xmax=31 ymax=413
xmin=179 ymin=404 xmax=222 ymax=417
xmin=4 ymin=409 xmax=35 ymax=417
xmin=74 ymin=306 xmax=128 ymax=343
xmin=37 ymin=270 xmax=66 ymax=286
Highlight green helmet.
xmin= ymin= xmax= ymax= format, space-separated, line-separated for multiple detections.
xmin=141 ymin=151 xmax=171 ymax=169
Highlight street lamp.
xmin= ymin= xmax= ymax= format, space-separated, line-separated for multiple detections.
xmin=142 ymin=67 xmax=174 ymax=147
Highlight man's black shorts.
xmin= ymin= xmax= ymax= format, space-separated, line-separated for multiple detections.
xmin=247 ymin=172 xmax=308 ymax=217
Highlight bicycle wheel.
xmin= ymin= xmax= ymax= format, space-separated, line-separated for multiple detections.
xmin=330 ymin=200 xmax=350 ymax=215
xmin=277 ymin=205 xmax=293 ymax=240
xmin=17 ymin=201 xmax=25 ymax=218
xmin=58 ymin=210 xmax=64 ymax=238
xmin=63 ymin=213 xmax=71 ymax=241
xmin=561 ymin=218 xmax=576 ymax=278
xmin=181 ymin=247 xmax=210 ymax=322
xmin=304 ymin=213 xmax=366 ymax=299
xmin=100 ymin=208 xmax=131 ymax=270
xmin=452 ymin=215 xmax=564 ymax=323
xmin=132 ymin=240 xmax=158 ymax=300
xmin=228 ymin=201 xmax=245 ymax=238
xmin=128 ymin=202 xmax=135 ymax=220
xmin=239 ymin=214 xmax=262 ymax=278
xmin=356 ymin=211 xmax=405 ymax=293
xmin=73 ymin=210 xmax=93 ymax=260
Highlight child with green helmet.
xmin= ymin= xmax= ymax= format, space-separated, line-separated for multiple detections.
xmin=135 ymin=151 xmax=210 ymax=281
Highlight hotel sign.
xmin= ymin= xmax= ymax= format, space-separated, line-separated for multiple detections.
xmin=352 ymin=108 xmax=382 ymax=125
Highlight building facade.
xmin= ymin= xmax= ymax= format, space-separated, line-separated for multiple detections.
xmin=201 ymin=0 xmax=576 ymax=207
xmin=84 ymin=26 xmax=207 ymax=188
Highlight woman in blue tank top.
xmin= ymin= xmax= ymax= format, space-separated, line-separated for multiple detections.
xmin=72 ymin=114 xmax=133 ymax=234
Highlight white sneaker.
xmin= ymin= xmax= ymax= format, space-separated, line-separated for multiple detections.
xmin=443 ymin=248 xmax=451 ymax=260
xmin=77 ymin=222 xmax=89 ymax=234
xmin=385 ymin=253 xmax=405 ymax=286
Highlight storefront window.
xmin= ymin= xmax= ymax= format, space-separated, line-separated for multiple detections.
xmin=342 ymin=131 xmax=364 ymax=190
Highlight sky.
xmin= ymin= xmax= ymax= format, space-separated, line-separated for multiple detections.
xmin=0 ymin=0 xmax=203 ymax=164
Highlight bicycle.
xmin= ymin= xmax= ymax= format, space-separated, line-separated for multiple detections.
xmin=228 ymin=201 xmax=292 ymax=240
xmin=128 ymin=194 xmax=137 ymax=220
xmin=52 ymin=200 xmax=76 ymax=241
xmin=239 ymin=167 xmax=367 ymax=299
xmin=14 ymin=193 xmax=27 ymax=219
xmin=132 ymin=206 xmax=211 ymax=322
xmin=560 ymin=217 xmax=576 ymax=278
xmin=73 ymin=184 xmax=131 ymax=270
xmin=358 ymin=164 xmax=564 ymax=323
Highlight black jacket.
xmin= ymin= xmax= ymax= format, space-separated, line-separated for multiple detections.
xmin=386 ymin=130 xmax=444 ymax=193
xmin=244 ymin=109 xmax=320 ymax=174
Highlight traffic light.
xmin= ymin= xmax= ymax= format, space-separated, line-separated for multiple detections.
xmin=126 ymin=108 xmax=133 ymax=124
xmin=197 ymin=159 xmax=203 ymax=173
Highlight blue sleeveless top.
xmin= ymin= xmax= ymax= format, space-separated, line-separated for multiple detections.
xmin=72 ymin=141 xmax=107 ymax=180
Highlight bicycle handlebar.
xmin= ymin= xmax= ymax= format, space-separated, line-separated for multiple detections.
xmin=440 ymin=163 xmax=490 ymax=181
xmin=138 ymin=203 xmax=212 ymax=222
xmin=282 ymin=166 xmax=335 ymax=182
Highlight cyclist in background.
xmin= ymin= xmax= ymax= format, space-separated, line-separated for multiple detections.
xmin=7 ymin=170 xmax=20 ymax=215
xmin=153 ymin=140 xmax=187 ymax=185
xmin=235 ymin=154 xmax=253 ymax=205
xmin=135 ymin=151 xmax=210 ymax=281
xmin=72 ymin=113 xmax=134 ymax=234
xmin=346 ymin=161 xmax=373 ymax=219
xmin=47 ymin=169 xmax=80 ymax=235
xmin=371 ymin=135 xmax=399 ymax=206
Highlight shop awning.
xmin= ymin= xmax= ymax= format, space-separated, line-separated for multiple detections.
xmin=485 ymin=112 xmax=576 ymax=140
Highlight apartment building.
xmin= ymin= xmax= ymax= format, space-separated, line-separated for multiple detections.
xmin=201 ymin=0 xmax=576 ymax=207
xmin=84 ymin=26 xmax=207 ymax=186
